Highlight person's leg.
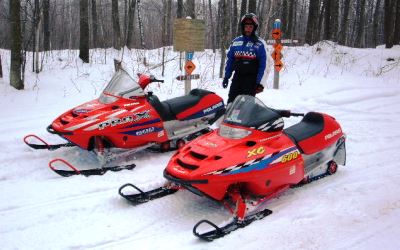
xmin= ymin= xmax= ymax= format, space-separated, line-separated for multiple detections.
xmin=227 ymin=77 xmax=241 ymax=103
xmin=238 ymin=75 xmax=257 ymax=97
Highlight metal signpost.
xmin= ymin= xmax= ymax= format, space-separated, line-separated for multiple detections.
xmin=272 ymin=19 xmax=283 ymax=89
xmin=173 ymin=19 xmax=205 ymax=95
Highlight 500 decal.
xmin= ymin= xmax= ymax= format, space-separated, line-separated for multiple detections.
xmin=281 ymin=151 xmax=299 ymax=163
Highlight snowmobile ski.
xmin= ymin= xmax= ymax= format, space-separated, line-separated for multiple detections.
xmin=118 ymin=183 xmax=179 ymax=205
xmin=193 ymin=208 xmax=273 ymax=241
xmin=48 ymin=158 xmax=136 ymax=177
xmin=24 ymin=134 xmax=75 ymax=151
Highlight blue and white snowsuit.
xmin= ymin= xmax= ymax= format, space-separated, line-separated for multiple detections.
xmin=224 ymin=35 xmax=268 ymax=103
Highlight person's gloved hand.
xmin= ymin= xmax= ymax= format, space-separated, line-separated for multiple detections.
xmin=255 ymin=84 xmax=264 ymax=94
xmin=222 ymin=78 xmax=229 ymax=88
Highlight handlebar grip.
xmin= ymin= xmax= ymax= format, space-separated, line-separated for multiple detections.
xmin=290 ymin=112 xmax=305 ymax=117
xmin=153 ymin=79 xmax=164 ymax=83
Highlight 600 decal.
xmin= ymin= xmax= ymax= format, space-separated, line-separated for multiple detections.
xmin=281 ymin=151 xmax=299 ymax=163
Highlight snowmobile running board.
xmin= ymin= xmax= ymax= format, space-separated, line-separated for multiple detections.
xmin=49 ymin=158 xmax=136 ymax=177
xmin=193 ymin=208 xmax=273 ymax=241
xmin=23 ymin=134 xmax=75 ymax=151
xmin=118 ymin=183 xmax=179 ymax=204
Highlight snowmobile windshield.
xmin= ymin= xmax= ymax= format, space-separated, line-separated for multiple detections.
xmin=101 ymin=70 xmax=144 ymax=101
xmin=223 ymin=95 xmax=281 ymax=129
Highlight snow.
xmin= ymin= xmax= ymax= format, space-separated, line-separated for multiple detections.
xmin=1 ymin=42 xmax=400 ymax=249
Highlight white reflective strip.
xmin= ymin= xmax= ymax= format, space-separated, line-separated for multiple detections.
xmin=258 ymin=122 xmax=270 ymax=130
xmin=130 ymin=105 xmax=145 ymax=113
xmin=84 ymin=123 xmax=102 ymax=131
xmin=85 ymin=113 xmax=104 ymax=121
xmin=272 ymin=118 xmax=283 ymax=126
xmin=66 ymin=119 xmax=99 ymax=131
xmin=106 ymin=110 xmax=127 ymax=119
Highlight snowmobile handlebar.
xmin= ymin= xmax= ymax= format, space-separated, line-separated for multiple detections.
xmin=151 ymin=79 xmax=164 ymax=83
xmin=274 ymin=109 xmax=304 ymax=118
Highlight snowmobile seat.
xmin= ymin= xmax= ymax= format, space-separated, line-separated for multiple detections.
xmin=284 ymin=112 xmax=324 ymax=151
xmin=163 ymin=89 xmax=214 ymax=117
xmin=147 ymin=94 xmax=176 ymax=121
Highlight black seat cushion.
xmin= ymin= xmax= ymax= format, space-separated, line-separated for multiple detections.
xmin=163 ymin=89 xmax=213 ymax=116
xmin=284 ymin=112 xmax=324 ymax=144
xmin=147 ymin=94 xmax=176 ymax=121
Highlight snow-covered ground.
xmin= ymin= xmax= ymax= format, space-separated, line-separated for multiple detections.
xmin=0 ymin=42 xmax=399 ymax=249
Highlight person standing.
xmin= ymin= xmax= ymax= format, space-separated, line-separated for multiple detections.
xmin=222 ymin=13 xmax=269 ymax=104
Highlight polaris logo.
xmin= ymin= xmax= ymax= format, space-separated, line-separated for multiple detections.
xmin=203 ymin=102 xmax=223 ymax=115
xmin=325 ymin=128 xmax=341 ymax=140
xmin=135 ymin=127 xmax=155 ymax=136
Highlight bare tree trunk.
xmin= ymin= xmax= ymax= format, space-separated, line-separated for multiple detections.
xmin=127 ymin=0 xmax=137 ymax=48
xmin=0 ymin=55 xmax=2 ymax=78
xmin=112 ymin=0 xmax=122 ymax=49
xmin=167 ymin=0 xmax=172 ymax=44
xmin=79 ymin=0 xmax=89 ymax=63
xmin=177 ymin=0 xmax=184 ymax=18
xmin=162 ymin=0 xmax=167 ymax=76
xmin=355 ymin=0 xmax=366 ymax=47
xmin=231 ymin=0 xmax=238 ymax=40
xmin=330 ymin=0 xmax=338 ymax=42
xmin=43 ymin=0 xmax=50 ymax=51
xmin=248 ymin=0 xmax=257 ymax=13
xmin=338 ymin=0 xmax=351 ymax=45
xmin=10 ymin=0 xmax=23 ymax=89
xmin=187 ymin=0 xmax=196 ymax=19
xmin=317 ymin=0 xmax=325 ymax=42
xmin=305 ymin=0 xmax=319 ymax=45
xmin=123 ymin=0 xmax=128 ymax=46
xmin=238 ymin=0 xmax=247 ymax=36
xmin=137 ymin=0 xmax=145 ymax=49
xmin=208 ymin=0 xmax=216 ymax=52
xmin=219 ymin=0 xmax=229 ymax=78
xmin=91 ymin=0 xmax=98 ymax=48
xmin=287 ymin=0 xmax=294 ymax=38
xmin=258 ymin=0 xmax=266 ymax=35
xmin=394 ymin=0 xmax=400 ymax=45
xmin=323 ymin=0 xmax=331 ymax=40
xmin=384 ymin=0 xmax=396 ymax=48
xmin=281 ymin=0 xmax=288 ymax=35
xmin=372 ymin=0 xmax=381 ymax=47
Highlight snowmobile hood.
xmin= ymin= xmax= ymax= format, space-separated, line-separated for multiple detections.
xmin=51 ymin=97 xmax=147 ymax=133
xmin=166 ymin=126 xmax=284 ymax=181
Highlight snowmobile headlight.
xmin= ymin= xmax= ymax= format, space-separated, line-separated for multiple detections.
xmin=99 ymin=93 xmax=118 ymax=104
xmin=219 ymin=124 xmax=252 ymax=139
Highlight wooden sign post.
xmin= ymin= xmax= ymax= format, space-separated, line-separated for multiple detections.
xmin=173 ymin=18 xmax=205 ymax=95
xmin=272 ymin=19 xmax=283 ymax=89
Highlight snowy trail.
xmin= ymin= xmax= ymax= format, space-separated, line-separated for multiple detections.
xmin=1 ymin=45 xmax=400 ymax=249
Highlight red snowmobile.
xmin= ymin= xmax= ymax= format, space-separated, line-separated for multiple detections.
xmin=24 ymin=70 xmax=225 ymax=176
xmin=119 ymin=95 xmax=346 ymax=241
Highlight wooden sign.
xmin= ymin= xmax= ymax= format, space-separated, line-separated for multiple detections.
xmin=184 ymin=61 xmax=196 ymax=75
xmin=173 ymin=19 xmax=205 ymax=52
xmin=176 ymin=74 xmax=200 ymax=81
xmin=271 ymin=29 xmax=282 ymax=40
xmin=267 ymin=39 xmax=299 ymax=45
xmin=271 ymin=51 xmax=282 ymax=61
xmin=274 ymin=61 xmax=284 ymax=72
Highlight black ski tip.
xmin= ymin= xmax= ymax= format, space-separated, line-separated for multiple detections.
xmin=193 ymin=208 xmax=273 ymax=241
xmin=193 ymin=219 xmax=224 ymax=242
xmin=118 ymin=183 xmax=154 ymax=205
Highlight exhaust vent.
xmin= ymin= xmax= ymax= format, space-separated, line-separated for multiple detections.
xmin=177 ymin=158 xmax=199 ymax=170
xmin=190 ymin=151 xmax=208 ymax=160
